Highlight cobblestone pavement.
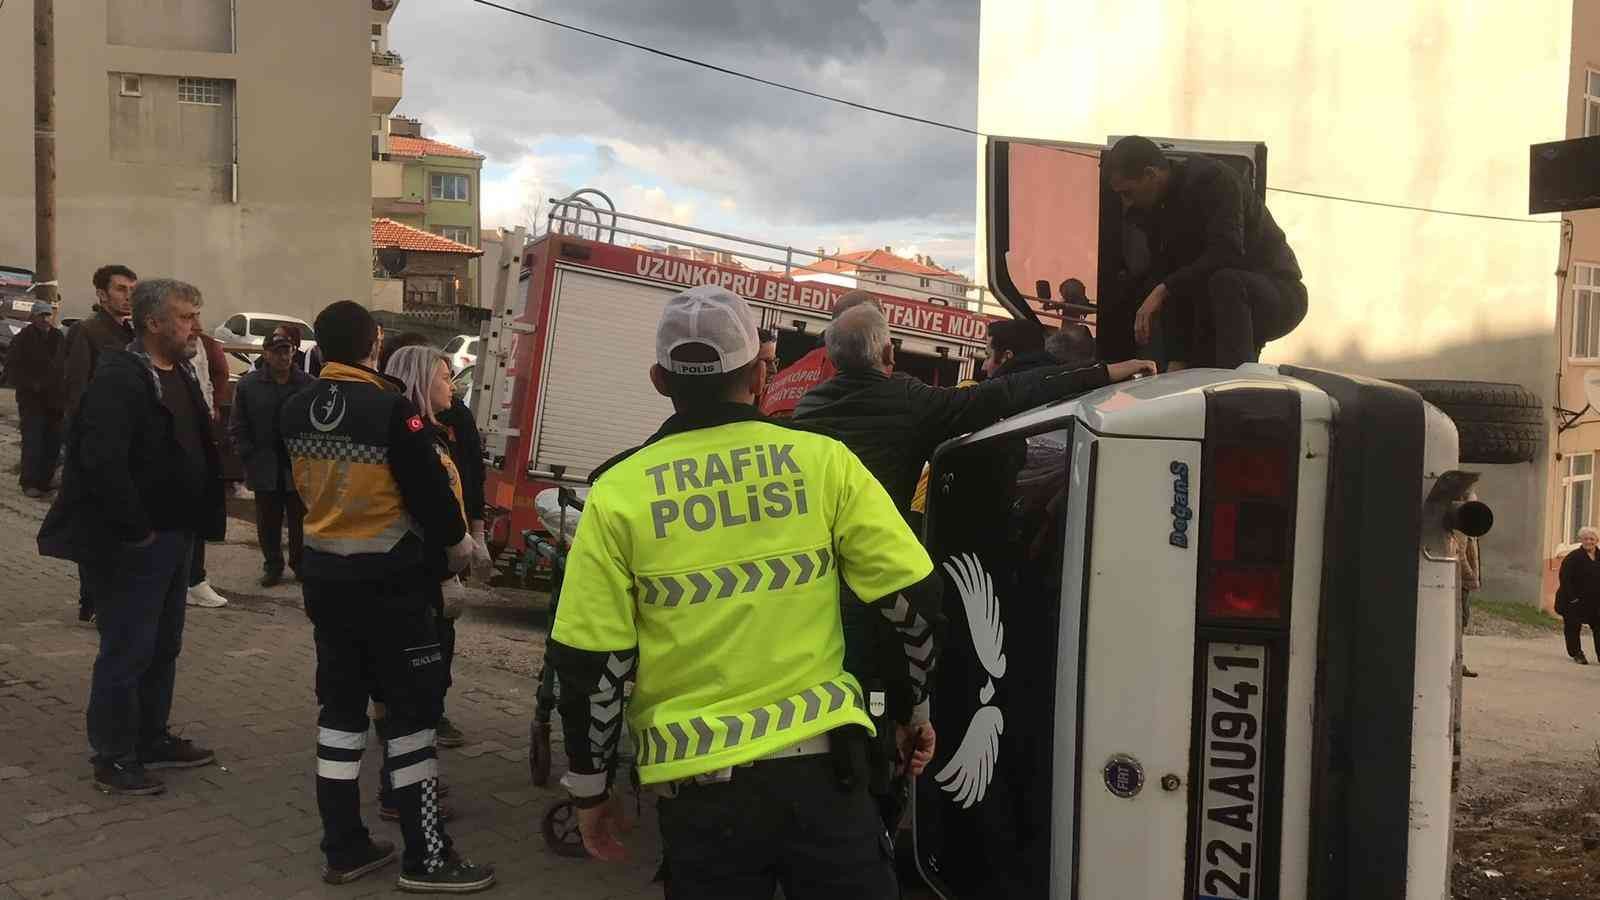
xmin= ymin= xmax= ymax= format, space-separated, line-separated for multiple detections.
xmin=0 ymin=393 xmax=662 ymax=899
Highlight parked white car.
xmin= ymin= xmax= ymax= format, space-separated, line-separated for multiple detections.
xmin=444 ymin=334 xmax=478 ymax=373
xmin=215 ymin=312 xmax=316 ymax=351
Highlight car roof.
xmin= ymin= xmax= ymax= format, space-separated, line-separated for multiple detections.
xmin=947 ymin=365 xmax=1335 ymax=447
xmin=237 ymin=312 xmax=311 ymax=323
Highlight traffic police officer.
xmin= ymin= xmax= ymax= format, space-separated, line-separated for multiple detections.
xmin=281 ymin=301 xmax=494 ymax=893
xmin=550 ymin=285 xmax=943 ymax=898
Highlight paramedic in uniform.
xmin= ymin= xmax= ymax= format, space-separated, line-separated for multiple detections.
xmin=550 ymin=284 xmax=944 ymax=898
xmin=280 ymin=301 xmax=494 ymax=893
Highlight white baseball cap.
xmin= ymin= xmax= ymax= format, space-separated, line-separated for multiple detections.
xmin=656 ymin=284 xmax=761 ymax=376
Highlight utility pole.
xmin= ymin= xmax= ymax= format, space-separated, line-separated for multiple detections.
xmin=33 ymin=0 xmax=58 ymax=305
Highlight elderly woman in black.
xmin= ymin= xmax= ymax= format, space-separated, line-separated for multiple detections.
xmin=1557 ymin=526 xmax=1600 ymax=664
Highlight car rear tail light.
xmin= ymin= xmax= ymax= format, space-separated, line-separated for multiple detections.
xmin=1200 ymin=388 xmax=1301 ymax=625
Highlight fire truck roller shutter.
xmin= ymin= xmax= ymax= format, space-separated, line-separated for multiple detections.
xmin=531 ymin=268 xmax=676 ymax=480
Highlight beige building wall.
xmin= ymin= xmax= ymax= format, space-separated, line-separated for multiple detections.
xmin=1545 ymin=0 xmax=1600 ymax=606
xmin=977 ymin=1 xmax=1573 ymax=602
xmin=0 ymin=0 xmax=371 ymax=327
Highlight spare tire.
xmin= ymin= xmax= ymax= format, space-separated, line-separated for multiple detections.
xmin=1390 ymin=380 xmax=1544 ymax=465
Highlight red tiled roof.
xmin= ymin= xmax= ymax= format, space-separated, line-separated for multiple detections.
xmin=371 ymin=218 xmax=483 ymax=255
xmin=388 ymin=135 xmax=485 ymax=160
xmin=793 ymin=248 xmax=959 ymax=279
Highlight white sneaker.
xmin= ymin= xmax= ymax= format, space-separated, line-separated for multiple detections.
xmin=187 ymin=582 xmax=228 ymax=608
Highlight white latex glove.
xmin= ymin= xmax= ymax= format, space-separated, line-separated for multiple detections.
xmin=470 ymin=536 xmax=494 ymax=581
xmin=445 ymin=534 xmax=475 ymax=573
xmin=441 ymin=576 xmax=469 ymax=619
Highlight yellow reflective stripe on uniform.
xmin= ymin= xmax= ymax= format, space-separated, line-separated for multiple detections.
xmin=636 ymin=548 xmax=834 ymax=607
xmin=636 ymin=676 xmax=862 ymax=767
xmin=304 ymin=522 xmax=414 ymax=555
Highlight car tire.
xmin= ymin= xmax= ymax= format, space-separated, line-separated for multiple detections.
xmin=1391 ymin=379 xmax=1544 ymax=465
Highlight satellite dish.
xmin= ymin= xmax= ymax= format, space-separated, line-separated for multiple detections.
xmin=1584 ymin=370 xmax=1600 ymax=413
xmin=377 ymin=249 xmax=408 ymax=276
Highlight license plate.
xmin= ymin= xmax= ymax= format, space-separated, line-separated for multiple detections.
xmin=1194 ymin=642 xmax=1267 ymax=900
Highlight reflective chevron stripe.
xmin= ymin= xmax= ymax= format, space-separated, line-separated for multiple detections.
xmin=635 ymin=677 xmax=862 ymax=767
xmin=636 ymin=548 xmax=834 ymax=607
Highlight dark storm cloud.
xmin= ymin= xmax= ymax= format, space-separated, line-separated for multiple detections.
xmin=391 ymin=0 xmax=978 ymax=227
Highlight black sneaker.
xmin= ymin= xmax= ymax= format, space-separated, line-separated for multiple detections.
xmin=1461 ymin=666 xmax=1479 ymax=678
xmin=140 ymin=733 xmax=216 ymax=769
xmin=260 ymin=570 xmax=283 ymax=588
xmin=1574 ymin=654 xmax=1590 ymax=666
xmin=93 ymin=760 xmax=165 ymax=796
xmin=397 ymin=855 xmax=496 ymax=894
xmin=436 ymin=717 xmax=466 ymax=748
xmin=77 ymin=607 xmax=95 ymax=626
xmin=322 ymin=839 xmax=398 ymax=885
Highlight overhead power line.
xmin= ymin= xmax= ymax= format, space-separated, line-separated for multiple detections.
xmin=465 ymin=0 xmax=1559 ymax=226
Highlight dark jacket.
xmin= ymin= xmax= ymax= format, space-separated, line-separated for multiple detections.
xmin=58 ymin=307 xmax=134 ymax=424
xmin=1152 ymin=155 xmax=1302 ymax=297
xmin=228 ymin=365 xmax=313 ymax=493
xmin=7 ymin=323 xmax=65 ymax=417
xmin=793 ymin=362 xmax=1111 ymax=518
xmin=1557 ymin=547 xmax=1600 ymax=621
xmin=38 ymin=343 xmax=225 ymax=562
xmin=280 ymin=362 xmax=467 ymax=581
xmin=437 ymin=399 xmax=485 ymax=524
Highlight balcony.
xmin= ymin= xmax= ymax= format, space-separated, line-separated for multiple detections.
xmin=371 ymin=51 xmax=403 ymax=114
xmin=371 ymin=158 xmax=405 ymax=198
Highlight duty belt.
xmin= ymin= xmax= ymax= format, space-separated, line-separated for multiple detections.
xmin=649 ymin=732 xmax=832 ymax=798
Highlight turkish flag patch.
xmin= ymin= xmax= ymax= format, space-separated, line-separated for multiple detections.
xmin=406 ymin=415 xmax=424 ymax=432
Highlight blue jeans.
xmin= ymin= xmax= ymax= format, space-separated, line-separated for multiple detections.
xmin=85 ymin=531 xmax=194 ymax=764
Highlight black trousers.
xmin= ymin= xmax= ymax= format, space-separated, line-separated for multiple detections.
xmin=189 ymin=539 xmax=207 ymax=588
xmin=1564 ymin=615 xmax=1600 ymax=659
xmin=1164 ymin=268 xmax=1308 ymax=368
xmin=657 ymin=754 xmax=897 ymax=900
xmin=305 ymin=575 xmax=451 ymax=873
xmin=255 ymin=490 xmax=305 ymax=574
xmin=18 ymin=405 xmax=61 ymax=490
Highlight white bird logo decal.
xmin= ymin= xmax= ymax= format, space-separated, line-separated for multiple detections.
xmin=933 ymin=553 xmax=1006 ymax=810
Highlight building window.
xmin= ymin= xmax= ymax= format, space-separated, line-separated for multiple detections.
xmin=370 ymin=24 xmax=384 ymax=53
xmin=918 ymin=277 xmax=931 ymax=288
xmin=119 ymin=74 xmax=142 ymax=97
xmin=433 ymin=225 xmax=472 ymax=245
xmin=1565 ymin=452 xmax=1595 ymax=546
xmin=1573 ymin=264 xmax=1600 ymax=360
xmin=431 ymin=173 xmax=470 ymax=202
xmin=1588 ymin=70 xmax=1600 ymax=138
xmin=177 ymin=77 xmax=224 ymax=106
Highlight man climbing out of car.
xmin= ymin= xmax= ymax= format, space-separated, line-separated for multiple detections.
xmin=550 ymin=284 xmax=946 ymax=898
xmin=1106 ymin=135 xmax=1308 ymax=369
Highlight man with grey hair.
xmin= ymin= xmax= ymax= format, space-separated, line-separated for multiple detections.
xmin=795 ymin=304 xmax=1153 ymax=830
xmin=38 ymin=278 xmax=223 ymax=795
xmin=758 ymin=289 xmax=882 ymax=418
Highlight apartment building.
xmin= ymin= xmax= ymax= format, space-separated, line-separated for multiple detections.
xmin=0 ymin=0 xmax=372 ymax=325
xmin=791 ymin=247 xmax=978 ymax=309
xmin=371 ymin=117 xmax=485 ymax=304
xmin=1544 ymin=2 xmax=1600 ymax=605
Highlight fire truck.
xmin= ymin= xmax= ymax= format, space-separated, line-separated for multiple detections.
xmin=473 ymin=190 xmax=994 ymax=556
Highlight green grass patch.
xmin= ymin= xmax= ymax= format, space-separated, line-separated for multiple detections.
xmin=1472 ymin=596 xmax=1560 ymax=631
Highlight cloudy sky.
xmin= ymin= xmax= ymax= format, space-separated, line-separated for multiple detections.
xmin=389 ymin=0 xmax=980 ymax=275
